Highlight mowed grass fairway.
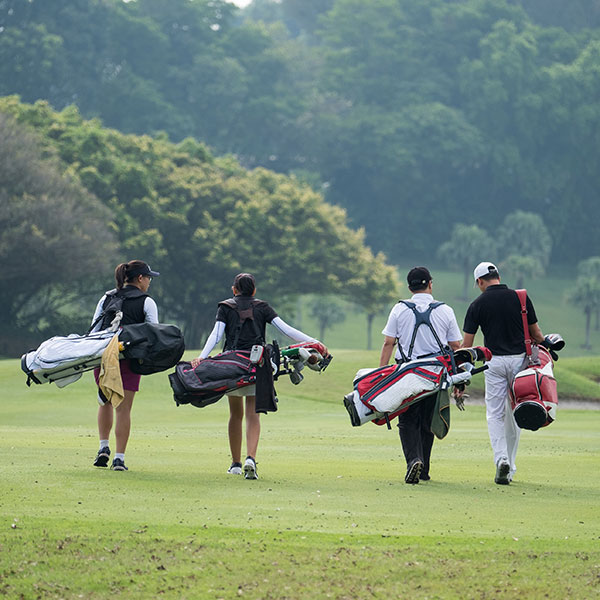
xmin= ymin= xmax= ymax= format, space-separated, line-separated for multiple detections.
xmin=1 ymin=352 xmax=599 ymax=599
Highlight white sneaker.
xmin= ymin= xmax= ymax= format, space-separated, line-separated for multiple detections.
xmin=495 ymin=457 xmax=510 ymax=485
xmin=243 ymin=456 xmax=258 ymax=480
xmin=227 ymin=462 xmax=242 ymax=475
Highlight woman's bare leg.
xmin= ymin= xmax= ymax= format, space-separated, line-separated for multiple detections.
xmin=228 ymin=396 xmax=244 ymax=463
xmin=114 ymin=390 xmax=135 ymax=454
xmin=97 ymin=402 xmax=113 ymax=441
xmin=244 ymin=395 xmax=260 ymax=459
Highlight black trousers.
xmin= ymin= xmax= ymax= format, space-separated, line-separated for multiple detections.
xmin=397 ymin=394 xmax=436 ymax=476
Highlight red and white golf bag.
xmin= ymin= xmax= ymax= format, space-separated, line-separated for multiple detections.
xmin=509 ymin=290 xmax=564 ymax=431
xmin=510 ymin=346 xmax=557 ymax=431
xmin=344 ymin=346 xmax=491 ymax=432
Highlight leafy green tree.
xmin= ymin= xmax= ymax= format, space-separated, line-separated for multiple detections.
xmin=0 ymin=111 xmax=117 ymax=353
xmin=497 ymin=211 xmax=551 ymax=288
xmin=346 ymin=252 xmax=400 ymax=350
xmin=568 ymin=277 xmax=600 ymax=350
xmin=0 ymin=97 xmax=398 ymax=349
xmin=500 ymin=256 xmax=544 ymax=290
xmin=4 ymin=0 xmax=600 ymax=266
xmin=437 ymin=224 xmax=493 ymax=300
xmin=577 ymin=257 xmax=600 ymax=331
xmin=521 ymin=0 xmax=600 ymax=31
xmin=244 ymin=0 xmax=335 ymax=39
xmin=577 ymin=257 xmax=600 ymax=279
xmin=0 ymin=23 xmax=67 ymax=103
xmin=309 ymin=296 xmax=345 ymax=343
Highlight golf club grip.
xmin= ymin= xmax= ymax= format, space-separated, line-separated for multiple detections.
xmin=470 ymin=365 xmax=489 ymax=375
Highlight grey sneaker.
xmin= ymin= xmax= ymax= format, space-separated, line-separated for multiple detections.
xmin=243 ymin=456 xmax=258 ymax=480
xmin=93 ymin=447 xmax=110 ymax=467
xmin=495 ymin=457 xmax=510 ymax=485
xmin=405 ymin=459 xmax=423 ymax=484
xmin=227 ymin=462 xmax=243 ymax=475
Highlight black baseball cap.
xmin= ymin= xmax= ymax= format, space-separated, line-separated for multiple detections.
xmin=407 ymin=266 xmax=432 ymax=288
xmin=129 ymin=262 xmax=160 ymax=278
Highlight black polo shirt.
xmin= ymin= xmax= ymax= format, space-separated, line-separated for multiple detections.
xmin=463 ymin=284 xmax=538 ymax=356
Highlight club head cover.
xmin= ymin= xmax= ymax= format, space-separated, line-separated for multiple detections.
xmin=454 ymin=348 xmax=477 ymax=365
xmin=543 ymin=333 xmax=565 ymax=352
xmin=475 ymin=346 xmax=492 ymax=362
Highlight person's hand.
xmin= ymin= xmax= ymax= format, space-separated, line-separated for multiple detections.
xmin=312 ymin=340 xmax=330 ymax=358
xmin=190 ymin=357 xmax=203 ymax=368
xmin=452 ymin=387 xmax=468 ymax=411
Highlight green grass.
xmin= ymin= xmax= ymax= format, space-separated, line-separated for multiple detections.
xmin=1 ymin=355 xmax=600 ymax=599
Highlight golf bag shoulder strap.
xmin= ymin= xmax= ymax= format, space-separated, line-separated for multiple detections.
xmin=88 ymin=287 xmax=148 ymax=334
xmin=218 ymin=297 xmax=263 ymax=348
xmin=515 ymin=289 xmax=532 ymax=357
xmin=88 ymin=289 xmax=120 ymax=333
xmin=398 ymin=300 xmax=446 ymax=360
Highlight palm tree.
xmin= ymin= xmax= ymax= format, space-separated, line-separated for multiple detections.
xmin=568 ymin=277 xmax=600 ymax=349
xmin=577 ymin=257 xmax=600 ymax=331
xmin=437 ymin=223 xmax=492 ymax=300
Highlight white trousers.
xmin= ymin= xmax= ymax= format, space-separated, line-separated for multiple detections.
xmin=484 ymin=354 xmax=526 ymax=476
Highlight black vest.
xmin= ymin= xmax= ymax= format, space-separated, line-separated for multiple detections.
xmin=100 ymin=286 xmax=148 ymax=329
xmin=218 ymin=296 xmax=263 ymax=350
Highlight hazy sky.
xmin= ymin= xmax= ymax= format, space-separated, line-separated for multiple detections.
xmin=228 ymin=0 xmax=253 ymax=7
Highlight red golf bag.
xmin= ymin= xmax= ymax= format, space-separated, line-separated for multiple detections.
xmin=510 ymin=346 xmax=557 ymax=431
xmin=509 ymin=290 xmax=561 ymax=431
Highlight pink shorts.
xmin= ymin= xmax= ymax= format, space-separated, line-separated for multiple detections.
xmin=94 ymin=359 xmax=141 ymax=392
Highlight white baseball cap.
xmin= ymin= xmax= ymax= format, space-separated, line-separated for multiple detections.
xmin=473 ymin=261 xmax=499 ymax=281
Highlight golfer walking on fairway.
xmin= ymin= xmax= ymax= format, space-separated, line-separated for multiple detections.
xmin=462 ymin=262 xmax=545 ymax=485
xmin=380 ymin=267 xmax=462 ymax=484
xmin=91 ymin=260 xmax=160 ymax=471
xmin=192 ymin=273 xmax=325 ymax=480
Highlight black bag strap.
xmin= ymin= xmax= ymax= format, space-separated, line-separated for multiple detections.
xmin=219 ymin=297 xmax=263 ymax=349
xmin=87 ymin=289 xmax=120 ymax=334
xmin=398 ymin=300 xmax=446 ymax=360
xmin=87 ymin=287 xmax=147 ymax=334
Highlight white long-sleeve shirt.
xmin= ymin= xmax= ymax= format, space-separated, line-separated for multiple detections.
xmin=198 ymin=316 xmax=314 ymax=359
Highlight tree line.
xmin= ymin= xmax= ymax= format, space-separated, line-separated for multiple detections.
xmin=0 ymin=98 xmax=399 ymax=354
xmin=1 ymin=0 xmax=599 ymax=264
xmin=2 ymin=96 xmax=597 ymax=352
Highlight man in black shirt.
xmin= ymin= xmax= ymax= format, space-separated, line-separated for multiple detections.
xmin=462 ymin=262 xmax=545 ymax=485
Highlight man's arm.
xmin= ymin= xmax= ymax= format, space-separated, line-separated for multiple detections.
xmin=379 ymin=336 xmax=396 ymax=367
xmin=529 ymin=322 xmax=545 ymax=344
xmin=449 ymin=340 xmax=461 ymax=351
xmin=462 ymin=333 xmax=475 ymax=348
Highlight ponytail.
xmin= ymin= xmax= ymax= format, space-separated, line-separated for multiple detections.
xmin=114 ymin=263 xmax=128 ymax=289
xmin=233 ymin=272 xmax=256 ymax=296
xmin=114 ymin=260 xmax=148 ymax=289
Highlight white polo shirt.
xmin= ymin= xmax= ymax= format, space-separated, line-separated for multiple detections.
xmin=382 ymin=293 xmax=462 ymax=361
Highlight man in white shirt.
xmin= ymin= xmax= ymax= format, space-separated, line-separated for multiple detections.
xmin=380 ymin=267 xmax=462 ymax=484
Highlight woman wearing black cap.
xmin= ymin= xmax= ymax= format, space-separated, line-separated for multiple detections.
xmin=192 ymin=272 xmax=324 ymax=480
xmin=90 ymin=260 xmax=160 ymax=471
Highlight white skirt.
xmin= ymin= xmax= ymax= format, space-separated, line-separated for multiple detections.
xmin=227 ymin=385 xmax=256 ymax=397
